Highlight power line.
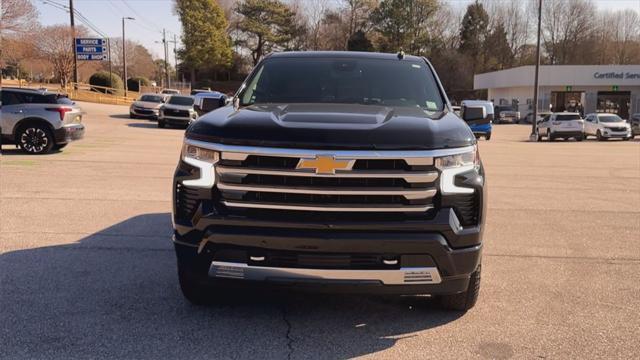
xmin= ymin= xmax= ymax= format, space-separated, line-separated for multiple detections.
xmin=39 ymin=0 xmax=109 ymax=38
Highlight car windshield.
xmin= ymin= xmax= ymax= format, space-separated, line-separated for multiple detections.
xmin=240 ymin=57 xmax=445 ymax=111
xmin=599 ymin=115 xmax=623 ymax=123
xmin=167 ymin=96 xmax=193 ymax=106
xmin=556 ymin=114 xmax=581 ymax=121
xmin=140 ymin=95 xmax=164 ymax=103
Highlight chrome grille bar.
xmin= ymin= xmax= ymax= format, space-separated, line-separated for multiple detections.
xmin=216 ymin=166 xmax=438 ymax=183
xmin=222 ymin=201 xmax=433 ymax=212
xmin=218 ymin=183 xmax=436 ymax=199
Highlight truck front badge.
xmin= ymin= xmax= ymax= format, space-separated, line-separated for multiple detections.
xmin=296 ymin=155 xmax=354 ymax=174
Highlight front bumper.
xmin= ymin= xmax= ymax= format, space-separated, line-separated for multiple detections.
xmin=160 ymin=115 xmax=193 ymax=125
xmin=54 ymin=124 xmax=85 ymax=144
xmin=470 ymin=124 xmax=492 ymax=134
xmin=601 ymin=129 xmax=631 ymax=138
xmin=551 ymin=130 xmax=583 ymax=137
xmin=131 ymin=108 xmax=159 ymax=118
xmin=173 ymin=207 xmax=483 ymax=295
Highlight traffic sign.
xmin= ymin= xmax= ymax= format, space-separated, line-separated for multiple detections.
xmin=77 ymin=53 xmax=108 ymax=61
xmin=75 ymin=38 xmax=106 ymax=46
xmin=76 ymin=46 xmax=105 ymax=53
xmin=75 ymin=38 xmax=107 ymax=61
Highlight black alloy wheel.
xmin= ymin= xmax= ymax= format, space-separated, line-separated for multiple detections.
xmin=18 ymin=125 xmax=54 ymax=154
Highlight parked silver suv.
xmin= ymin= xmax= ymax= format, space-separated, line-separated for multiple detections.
xmin=1 ymin=87 xmax=85 ymax=154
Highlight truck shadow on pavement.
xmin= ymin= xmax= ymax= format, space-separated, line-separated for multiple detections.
xmin=0 ymin=213 xmax=463 ymax=359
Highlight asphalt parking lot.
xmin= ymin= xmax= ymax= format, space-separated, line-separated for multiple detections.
xmin=1 ymin=101 xmax=639 ymax=359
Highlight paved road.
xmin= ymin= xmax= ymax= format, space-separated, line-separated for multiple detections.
xmin=1 ymin=102 xmax=639 ymax=359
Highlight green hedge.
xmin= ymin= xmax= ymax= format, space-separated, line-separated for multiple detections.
xmin=89 ymin=71 xmax=123 ymax=94
xmin=127 ymin=77 xmax=151 ymax=92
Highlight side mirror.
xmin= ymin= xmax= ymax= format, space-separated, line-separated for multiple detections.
xmin=462 ymin=106 xmax=486 ymax=122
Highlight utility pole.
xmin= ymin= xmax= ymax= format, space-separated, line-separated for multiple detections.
xmin=168 ymin=34 xmax=178 ymax=86
xmin=108 ymin=38 xmax=112 ymax=82
xmin=70 ymin=0 xmax=78 ymax=86
xmin=163 ymin=29 xmax=170 ymax=89
xmin=122 ymin=17 xmax=135 ymax=97
xmin=530 ymin=0 xmax=543 ymax=140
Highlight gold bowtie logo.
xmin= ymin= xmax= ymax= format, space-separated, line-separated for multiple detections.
xmin=296 ymin=155 xmax=354 ymax=174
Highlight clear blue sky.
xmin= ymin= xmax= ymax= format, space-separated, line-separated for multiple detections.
xmin=36 ymin=0 xmax=640 ymax=60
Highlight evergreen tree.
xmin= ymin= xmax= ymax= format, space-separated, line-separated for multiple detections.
xmin=485 ymin=21 xmax=513 ymax=70
xmin=458 ymin=1 xmax=489 ymax=72
xmin=369 ymin=0 xmax=439 ymax=55
xmin=235 ymin=0 xmax=304 ymax=65
xmin=175 ymin=0 xmax=232 ymax=82
xmin=347 ymin=30 xmax=373 ymax=52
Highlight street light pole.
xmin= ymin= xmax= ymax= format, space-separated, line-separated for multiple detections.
xmin=531 ymin=0 xmax=543 ymax=140
xmin=122 ymin=17 xmax=135 ymax=98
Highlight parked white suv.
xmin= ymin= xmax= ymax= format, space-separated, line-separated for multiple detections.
xmin=584 ymin=113 xmax=632 ymax=141
xmin=1 ymin=87 xmax=85 ymax=154
xmin=536 ymin=112 xmax=584 ymax=141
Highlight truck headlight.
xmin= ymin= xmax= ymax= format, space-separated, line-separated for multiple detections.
xmin=181 ymin=143 xmax=219 ymax=188
xmin=436 ymin=146 xmax=479 ymax=195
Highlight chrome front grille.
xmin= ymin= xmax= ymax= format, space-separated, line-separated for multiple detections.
xmin=214 ymin=149 xmax=439 ymax=213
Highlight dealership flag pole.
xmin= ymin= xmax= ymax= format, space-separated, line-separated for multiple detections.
xmin=530 ymin=0 xmax=543 ymax=141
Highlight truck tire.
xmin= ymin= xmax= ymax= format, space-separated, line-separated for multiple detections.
xmin=485 ymin=132 xmax=491 ymax=140
xmin=438 ymin=265 xmax=481 ymax=311
xmin=17 ymin=124 xmax=54 ymax=154
xmin=178 ymin=265 xmax=214 ymax=306
xmin=158 ymin=120 xmax=166 ymax=128
xmin=54 ymin=143 xmax=68 ymax=150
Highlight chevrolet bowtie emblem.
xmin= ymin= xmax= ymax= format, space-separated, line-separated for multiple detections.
xmin=296 ymin=155 xmax=354 ymax=174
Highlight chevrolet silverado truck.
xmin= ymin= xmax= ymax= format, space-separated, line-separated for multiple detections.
xmin=172 ymin=52 xmax=487 ymax=311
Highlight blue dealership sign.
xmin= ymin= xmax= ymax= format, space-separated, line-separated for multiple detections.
xmin=75 ymin=38 xmax=107 ymax=61
xmin=75 ymin=38 xmax=106 ymax=46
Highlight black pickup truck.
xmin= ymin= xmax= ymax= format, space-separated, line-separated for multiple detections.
xmin=172 ymin=51 xmax=488 ymax=311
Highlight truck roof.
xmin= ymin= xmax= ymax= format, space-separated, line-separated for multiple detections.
xmin=268 ymin=51 xmax=425 ymax=62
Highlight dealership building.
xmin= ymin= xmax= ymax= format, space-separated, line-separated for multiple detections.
xmin=474 ymin=65 xmax=640 ymax=119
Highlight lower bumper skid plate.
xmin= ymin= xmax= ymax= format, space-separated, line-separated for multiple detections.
xmin=209 ymin=261 xmax=442 ymax=285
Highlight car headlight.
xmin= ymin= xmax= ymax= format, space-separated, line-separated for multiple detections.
xmin=436 ymin=146 xmax=479 ymax=195
xmin=181 ymin=143 xmax=219 ymax=188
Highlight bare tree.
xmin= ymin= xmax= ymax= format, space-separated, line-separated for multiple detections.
xmin=1 ymin=0 xmax=39 ymax=84
xmin=541 ymin=0 xmax=597 ymax=64
xmin=0 ymin=0 xmax=38 ymax=34
xmin=108 ymin=38 xmax=156 ymax=79
xmin=36 ymin=25 xmax=88 ymax=87
xmin=611 ymin=9 xmax=640 ymax=64
xmin=487 ymin=0 xmax=530 ymax=65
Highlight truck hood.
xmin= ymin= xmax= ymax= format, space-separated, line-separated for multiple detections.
xmin=162 ymin=104 xmax=193 ymax=111
xmin=602 ymin=123 xmax=629 ymax=128
xmin=186 ymin=103 xmax=475 ymax=150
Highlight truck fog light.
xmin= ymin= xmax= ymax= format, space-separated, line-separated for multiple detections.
xmin=181 ymin=143 xmax=219 ymax=188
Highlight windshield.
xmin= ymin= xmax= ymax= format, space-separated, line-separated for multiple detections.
xmin=140 ymin=95 xmax=164 ymax=103
xmin=599 ymin=114 xmax=623 ymax=123
xmin=167 ymin=96 xmax=194 ymax=106
xmin=556 ymin=114 xmax=581 ymax=121
xmin=240 ymin=57 xmax=444 ymax=111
